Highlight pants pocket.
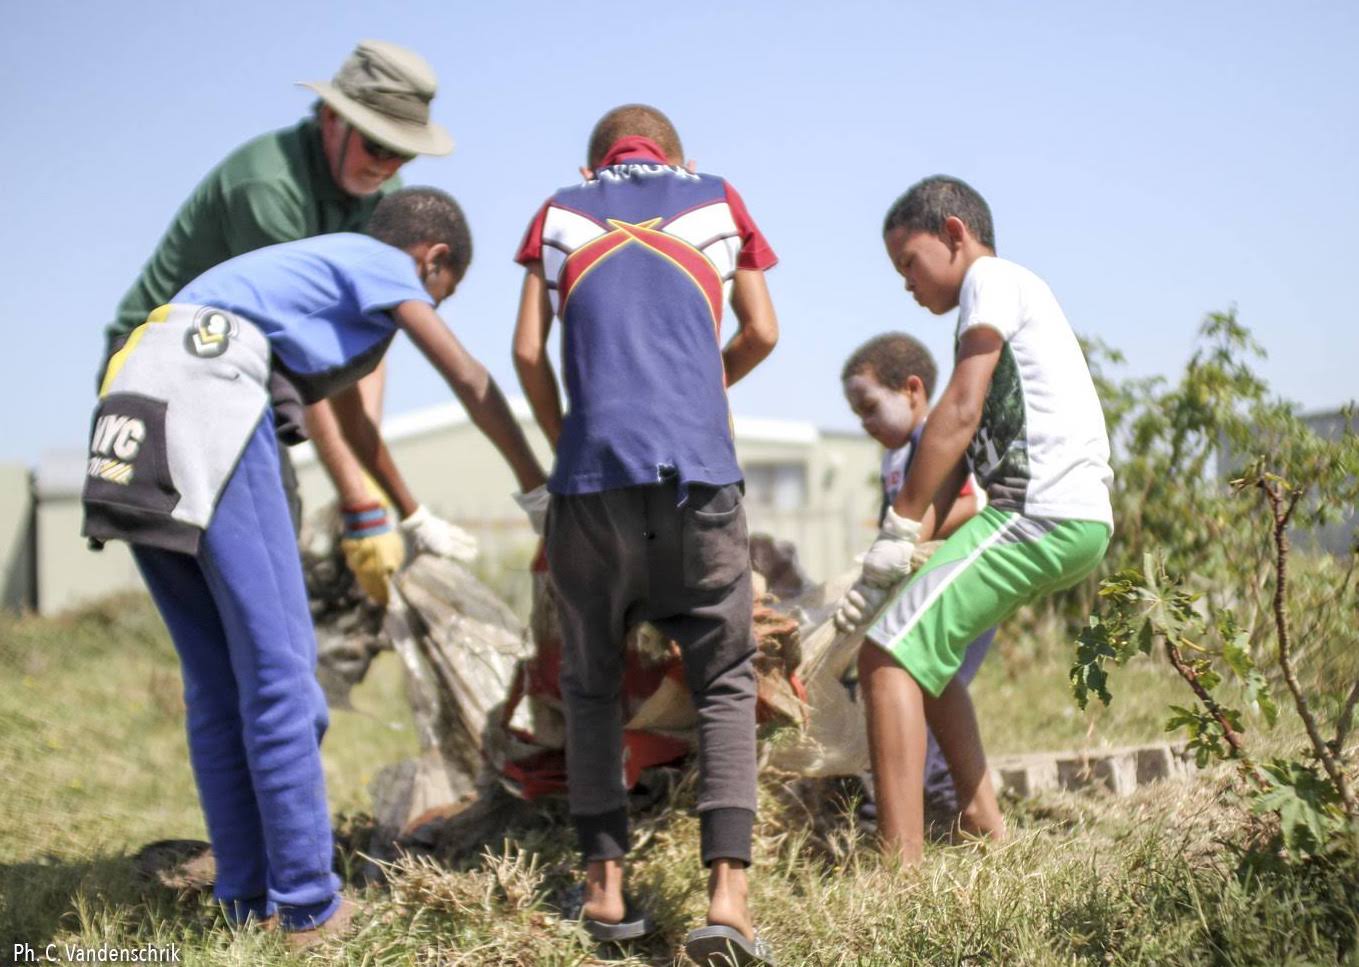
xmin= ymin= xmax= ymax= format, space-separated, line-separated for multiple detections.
xmin=84 ymin=392 xmax=179 ymax=512
xmin=682 ymin=483 xmax=749 ymax=591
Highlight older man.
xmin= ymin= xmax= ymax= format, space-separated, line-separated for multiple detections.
xmin=102 ymin=40 xmax=466 ymax=601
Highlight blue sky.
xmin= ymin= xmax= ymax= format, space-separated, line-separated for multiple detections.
xmin=1 ymin=1 xmax=1355 ymax=465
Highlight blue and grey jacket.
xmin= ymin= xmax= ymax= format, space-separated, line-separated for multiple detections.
xmin=83 ymin=304 xmax=271 ymax=554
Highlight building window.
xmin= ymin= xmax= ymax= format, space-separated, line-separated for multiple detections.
xmin=744 ymin=462 xmax=807 ymax=510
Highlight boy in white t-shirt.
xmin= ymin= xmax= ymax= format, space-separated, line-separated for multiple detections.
xmin=835 ymin=175 xmax=1113 ymax=863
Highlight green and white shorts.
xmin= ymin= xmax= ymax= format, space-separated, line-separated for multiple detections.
xmin=865 ymin=505 xmax=1111 ymax=697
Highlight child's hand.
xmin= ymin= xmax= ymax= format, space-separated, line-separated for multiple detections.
xmin=861 ymin=508 xmax=922 ymax=588
xmin=340 ymin=500 xmax=406 ymax=606
xmin=512 ymin=484 xmax=551 ymax=535
xmin=400 ymin=505 xmax=479 ymax=563
xmin=834 ymin=580 xmax=887 ymax=632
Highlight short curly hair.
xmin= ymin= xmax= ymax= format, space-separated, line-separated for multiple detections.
xmin=365 ymin=187 xmax=472 ymax=279
xmin=841 ymin=332 xmax=938 ymax=399
xmin=882 ymin=175 xmax=996 ymax=251
xmin=587 ymin=104 xmax=683 ymax=169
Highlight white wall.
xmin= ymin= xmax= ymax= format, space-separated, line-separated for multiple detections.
xmin=0 ymin=463 xmax=35 ymax=610
xmin=27 ymin=405 xmax=883 ymax=613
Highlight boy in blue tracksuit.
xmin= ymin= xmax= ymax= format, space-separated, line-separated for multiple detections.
xmin=84 ymin=187 xmax=548 ymax=945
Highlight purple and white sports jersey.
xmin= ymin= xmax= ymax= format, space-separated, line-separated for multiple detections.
xmin=517 ymin=136 xmax=777 ymax=499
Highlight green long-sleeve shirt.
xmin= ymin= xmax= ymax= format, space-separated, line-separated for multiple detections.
xmin=106 ymin=118 xmax=400 ymax=344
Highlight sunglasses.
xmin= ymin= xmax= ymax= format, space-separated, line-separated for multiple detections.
xmin=359 ymin=134 xmax=414 ymax=164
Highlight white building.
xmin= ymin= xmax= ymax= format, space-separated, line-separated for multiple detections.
xmin=7 ymin=402 xmax=883 ymax=615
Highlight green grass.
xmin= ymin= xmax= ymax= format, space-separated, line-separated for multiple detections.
xmin=972 ymin=620 xmax=1183 ymax=758
xmin=2 ymin=593 xmax=1356 ymax=965
xmin=0 ymin=595 xmax=419 ymax=864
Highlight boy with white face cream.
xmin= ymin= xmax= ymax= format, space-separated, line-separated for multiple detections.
xmin=839 ymin=332 xmax=997 ymax=827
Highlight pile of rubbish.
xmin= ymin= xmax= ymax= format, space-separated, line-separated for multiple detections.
xmin=301 ymin=523 xmax=884 ymax=853
xmin=140 ymin=523 xmax=1196 ymax=889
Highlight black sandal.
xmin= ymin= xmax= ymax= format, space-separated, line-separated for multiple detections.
xmin=578 ymin=897 xmax=654 ymax=942
xmin=684 ymin=924 xmax=776 ymax=965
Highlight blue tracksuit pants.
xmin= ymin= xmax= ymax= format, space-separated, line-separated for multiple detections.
xmin=132 ymin=417 xmax=340 ymax=929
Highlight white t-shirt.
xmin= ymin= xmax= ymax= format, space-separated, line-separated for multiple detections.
xmin=955 ymin=256 xmax=1113 ymax=527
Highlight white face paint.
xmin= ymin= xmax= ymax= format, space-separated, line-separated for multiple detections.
xmin=843 ymin=372 xmax=924 ymax=450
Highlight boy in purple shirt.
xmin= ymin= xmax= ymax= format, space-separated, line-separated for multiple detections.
xmin=513 ymin=105 xmax=778 ymax=966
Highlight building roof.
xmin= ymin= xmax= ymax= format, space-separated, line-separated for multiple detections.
xmin=291 ymin=399 xmax=824 ymax=466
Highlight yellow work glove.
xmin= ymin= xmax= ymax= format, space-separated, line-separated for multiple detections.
xmin=339 ymin=500 xmax=406 ymax=607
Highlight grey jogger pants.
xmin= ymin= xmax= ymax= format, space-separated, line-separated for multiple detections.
xmin=545 ymin=480 xmax=758 ymax=866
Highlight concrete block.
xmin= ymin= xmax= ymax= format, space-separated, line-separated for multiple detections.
xmin=999 ymin=758 xmax=1059 ymax=798
xmin=1055 ymin=755 xmax=1095 ymax=791
xmin=992 ymin=742 xmax=1197 ymax=801
xmin=1094 ymin=753 xmax=1139 ymax=795
xmin=1135 ymin=744 xmax=1178 ymax=783
xmin=1056 ymin=752 xmax=1137 ymax=795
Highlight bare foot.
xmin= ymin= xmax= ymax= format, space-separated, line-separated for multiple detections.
xmin=705 ymin=858 xmax=753 ymax=941
xmin=958 ymin=811 xmax=1008 ymax=845
xmin=580 ymin=858 xmax=625 ymax=924
xmin=285 ymin=896 xmax=359 ymax=951
xmin=959 ymin=790 xmax=1007 ymax=844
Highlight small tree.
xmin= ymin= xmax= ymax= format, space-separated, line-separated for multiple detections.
xmin=1071 ymin=312 xmax=1358 ymax=855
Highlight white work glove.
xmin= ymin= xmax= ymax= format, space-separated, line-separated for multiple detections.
xmin=512 ymin=484 xmax=551 ymax=536
xmin=860 ymin=508 xmax=923 ymax=589
xmin=400 ymin=505 xmax=478 ymax=563
xmin=834 ymin=580 xmax=888 ymax=633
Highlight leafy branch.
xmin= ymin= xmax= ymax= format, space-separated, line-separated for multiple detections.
xmin=1072 ymin=311 xmax=1358 ymax=856
xmin=1250 ymin=472 xmax=1356 ymax=822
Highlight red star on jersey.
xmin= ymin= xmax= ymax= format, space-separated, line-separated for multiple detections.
xmin=558 ymin=218 xmax=724 ymax=328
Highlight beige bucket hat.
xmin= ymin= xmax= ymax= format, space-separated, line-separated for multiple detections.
xmin=300 ymin=40 xmax=453 ymax=157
